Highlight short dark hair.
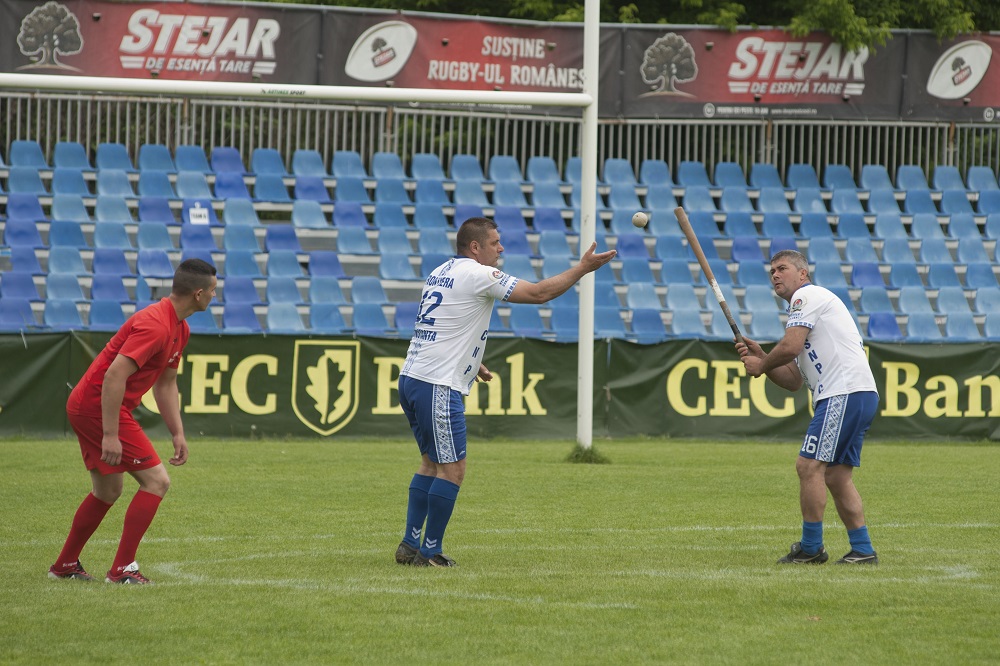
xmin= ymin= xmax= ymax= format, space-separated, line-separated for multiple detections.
xmin=770 ymin=249 xmax=810 ymax=273
xmin=172 ymin=258 xmax=217 ymax=296
xmin=456 ymin=217 xmax=498 ymax=253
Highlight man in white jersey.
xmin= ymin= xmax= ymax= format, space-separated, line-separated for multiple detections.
xmin=738 ymin=250 xmax=880 ymax=565
xmin=395 ymin=216 xmax=616 ymax=566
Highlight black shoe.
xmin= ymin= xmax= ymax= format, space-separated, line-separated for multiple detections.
xmin=834 ymin=550 xmax=879 ymax=565
xmin=777 ymin=542 xmax=829 ymax=564
xmin=395 ymin=541 xmax=419 ymax=565
xmin=412 ymin=552 xmax=457 ymax=567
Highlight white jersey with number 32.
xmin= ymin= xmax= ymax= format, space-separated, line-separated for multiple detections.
xmin=401 ymin=257 xmax=518 ymax=394
xmin=785 ymin=283 xmax=877 ymax=405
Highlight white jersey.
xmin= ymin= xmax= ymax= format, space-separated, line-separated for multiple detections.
xmin=400 ymin=257 xmax=518 ymax=394
xmin=785 ymin=283 xmax=878 ymax=405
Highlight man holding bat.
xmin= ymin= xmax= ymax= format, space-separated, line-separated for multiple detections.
xmin=737 ymin=250 xmax=880 ymax=565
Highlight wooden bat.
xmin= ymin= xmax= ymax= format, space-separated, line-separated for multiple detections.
xmin=673 ymin=206 xmax=745 ymax=345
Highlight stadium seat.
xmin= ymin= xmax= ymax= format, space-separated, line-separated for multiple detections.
xmin=96 ymin=143 xmax=136 ymax=173
xmin=713 ymin=161 xmax=748 ymax=189
xmin=756 ymin=187 xmax=792 ymax=214
xmin=956 ymin=237 xmax=991 ymax=264
xmin=743 ymin=284 xmax=781 ymax=314
xmin=910 ymin=213 xmax=945 ymax=240
xmin=768 ymin=236 xmax=798 ymax=256
xmin=940 ymin=191 xmax=975 ymax=216
xmin=9 ymin=140 xmax=47 ymax=169
xmin=896 ymin=165 xmax=931 ymax=192
xmin=410 ymin=153 xmax=449 ymax=182
xmin=453 ymin=181 xmax=489 ymax=207
xmin=92 ymin=246 xmax=135 ymax=277
xmin=450 ymin=154 xmax=487 ymax=183
xmin=526 ymin=156 xmax=563 ymax=185
xmin=334 ymin=176 xmax=371 ymax=204
xmin=49 ymin=220 xmax=89 ymax=249
xmin=181 ymin=199 xmax=220 ymax=226
xmin=932 ymin=165 xmax=966 ymax=192
xmin=88 ymin=299 xmax=127 ymax=331
xmin=607 ymin=183 xmax=643 ymax=212
xmin=264 ymin=226 xmax=302 ymax=253
xmin=830 ymin=189 xmax=865 ymax=215
xmin=614 ymin=233 xmax=650 ymax=260
xmin=603 ymin=158 xmax=638 ymax=186
xmin=532 ymin=208 xmax=569 ymax=234
xmin=945 ymin=312 xmax=981 ymax=340
xmin=223 ymin=276 xmax=262 ymax=306
xmin=251 ymin=148 xmax=288 ymax=177
xmin=618 ymin=257 xmax=656 ymax=284
xmin=679 ymin=185 xmax=715 ymax=213
xmin=91 ymin=272 xmax=131 ymax=302
xmin=593 ymin=306 xmax=628 ymax=339
xmin=1 ymin=272 xmax=39 ymax=301
xmin=332 ymin=151 xmax=368 ymax=179
xmin=786 ymin=164 xmax=822 ymax=191
xmin=54 ymin=142 xmax=94 ymax=173
xmin=180 ymin=223 xmax=218 ymax=251
xmin=822 ymin=164 xmax=858 ymax=191
xmin=749 ymin=310 xmax=785 ymax=340
xmin=0 ymin=297 xmax=38 ymax=330
xmin=859 ymin=286 xmax=893 ymax=314
xmin=371 ymin=152 xmax=408 ymax=182
xmin=677 ymin=161 xmax=712 ymax=188
xmin=291 ymin=149 xmax=329 ymax=178
xmin=935 ymin=286 xmax=972 ymax=315
xmin=373 ymin=203 xmax=409 ymax=229
xmin=489 ymin=155 xmax=525 ymax=184
xmin=222 ymin=303 xmax=262 ymax=332
xmin=175 ymin=145 xmax=213 ymax=174
xmin=454 ymin=204 xmax=484 ymax=225
xmin=9 ymin=247 xmax=44 ymax=276
xmin=872 ymin=213 xmax=908 ymax=240
xmin=136 ymin=222 xmax=174 ymax=251
xmin=834 ymin=213 xmax=870 ymax=239
xmin=380 ymin=252 xmax=418 ymax=281
xmin=881 ymin=237 xmax=916 ymax=265
xmin=138 ymin=144 xmax=176 ymax=173
xmin=336 ymin=226 xmax=373 ymax=255
xmin=926 ymin=262 xmax=962 ymax=289
xmin=748 ymin=163 xmax=784 ymax=190
xmin=905 ymin=313 xmax=943 ymax=341
xmin=267 ymin=250 xmax=304 ymax=277
xmin=266 ymin=302 xmax=306 ymax=333
xmin=735 ymin=262 xmax=771 ymax=287
xmin=804 ymin=237 xmax=841 ymax=264
xmin=186 ymin=309 xmax=219 ymax=333
xmin=798 ymin=213 xmax=834 ymax=238
xmin=51 ymin=168 xmax=91 ymax=196
xmin=903 ymin=190 xmax=937 ymax=215
xmin=7 ymin=166 xmax=48 ymax=195
xmin=639 ymin=159 xmax=673 ymax=188
xmin=730 ymin=236 xmax=763 ymax=263
xmin=308 ymin=274 xmax=346 ymax=305
xmin=211 ymin=147 xmax=247 ymax=175
xmin=866 ymin=312 xmax=903 ymax=341
xmin=91 ymin=197 xmax=131 ymax=225
xmin=374 ymin=178 xmax=412 ymax=206
xmin=793 ymin=188 xmax=827 ymax=214
xmin=494 ymin=206 xmax=529 ymax=234
xmin=966 ymin=166 xmax=999 ymax=193
xmin=175 ymin=171 xmax=213 ymax=199
xmin=720 ymin=187 xmax=754 ymax=213
xmin=3 ymin=219 xmax=45 ymax=249
xmin=412 ymin=203 xmax=450 ymax=231
xmin=945 ymin=213 xmax=981 ymax=241
xmin=644 ymin=184 xmax=678 ymax=212
xmin=221 ymin=250 xmax=260 ymax=278
xmin=664 ymin=284 xmax=702 ymax=312
xmin=723 ymin=213 xmax=760 ymax=240
xmin=812 ymin=262 xmax=848 ymax=289
xmin=897 ymin=285 xmax=934 ymax=315
xmin=309 ymin=302 xmax=348 ymax=333
xmin=919 ymin=238 xmax=953 ymax=264
xmin=333 ymin=201 xmax=369 ymax=228
xmin=626 ymin=308 xmax=665 ymax=343
xmin=860 ymin=164 xmax=896 ymax=193
xmin=352 ymin=302 xmax=391 ymax=336
xmin=625 ymin=282 xmax=661 ymax=310
xmin=393 ymin=301 xmax=419 ymax=338
xmin=136 ymin=249 xmax=175 ymax=279
xmin=137 ymin=171 xmax=176 ymax=199
xmin=844 ymin=237 xmax=879 ymax=263
xmin=985 ymin=313 xmax=1000 ymax=340
xmin=138 ymin=197 xmax=176 ymax=225
xmin=414 ymin=179 xmax=450 ymax=205
xmin=43 ymin=299 xmax=84 ymax=330
xmin=977 ymin=190 xmax=1000 ymax=214
xmin=295 ymin=176 xmax=333 ymax=204
xmin=213 ymin=172 xmax=251 ymax=200
xmin=851 ymin=262 xmax=885 ymax=288
xmin=646 ymin=209 xmax=682 ymax=237
xmin=48 ymin=247 xmax=89 ymax=276
xmin=965 ymin=264 xmax=999 ymax=290
xmin=508 ymin=303 xmax=546 ymax=338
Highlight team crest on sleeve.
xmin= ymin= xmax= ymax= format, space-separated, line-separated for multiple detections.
xmin=291 ymin=340 xmax=360 ymax=436
xmin=491 ymin=270 xmax=503 ymax=280
xmin=791 ymin=297 xmax=806 ymax=311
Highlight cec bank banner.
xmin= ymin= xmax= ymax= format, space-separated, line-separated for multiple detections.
xmin=0 ymin=333 xmax=996 ymax=441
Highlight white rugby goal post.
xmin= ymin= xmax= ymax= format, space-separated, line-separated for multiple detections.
xmin=0 ymin=0 xmax=604 ymax=449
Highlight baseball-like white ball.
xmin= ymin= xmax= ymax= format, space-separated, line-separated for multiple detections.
xmin=632 ymin=211 xmax=649 ymax=228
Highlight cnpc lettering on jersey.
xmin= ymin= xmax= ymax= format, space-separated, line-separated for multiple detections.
xmin=119 ymin=10 xmax=280 ymax=59
xmin=138 ymin=350 xmax=549 ymax=426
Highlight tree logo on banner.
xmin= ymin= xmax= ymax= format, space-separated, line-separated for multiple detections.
xmin=292 ymin=340 xmax=361 ymax=436
xmin=17 ymin=1 xmax=83 ymax=71
xmin=640 ymin=33 xmax=698 ymax=95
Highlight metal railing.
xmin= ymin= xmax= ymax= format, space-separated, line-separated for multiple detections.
xmin=3 ymin=91 xmax=1000 ymax=182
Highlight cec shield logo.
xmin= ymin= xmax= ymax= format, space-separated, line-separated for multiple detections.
xmin=292 ymin=341 xmax=360 ymax=436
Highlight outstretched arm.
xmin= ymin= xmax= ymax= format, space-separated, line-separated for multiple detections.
xmin=507 ymin=242 xmax=616 ymax=304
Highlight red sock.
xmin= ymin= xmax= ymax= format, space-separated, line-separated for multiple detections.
xmin=111 ymin=491 xmax=163 ymax=574
xmin=54 ymin=493 xmax=114 ymax=569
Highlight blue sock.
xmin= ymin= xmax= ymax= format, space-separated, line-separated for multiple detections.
xmin=847 ymin=526 xmax=875 ymax=555
xmin=801 ymin=521 xmax=824 ymax=554
xmin=420 ymin=478 xmax=460 ymax=557
xmin=403 ymin=474 xmax=435 ymax=548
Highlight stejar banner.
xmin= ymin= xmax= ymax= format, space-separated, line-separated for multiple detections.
xmin=619 ymin=27 xmax=907 ymax=121
xmin=0 ymin=0 xmax=321 ymax=83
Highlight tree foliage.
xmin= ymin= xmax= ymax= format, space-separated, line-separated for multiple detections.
xmin=270 ymin=0 xmax=999 ymax=50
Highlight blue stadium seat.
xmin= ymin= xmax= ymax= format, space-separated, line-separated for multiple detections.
xmin=251 ymin=148 xmax=288 ymax=177
xmin=308 ymin=302 xmax=347 ymax=333
xmin=46 ymin=272 xmax=85 ymax=301
xmin=646 ymin=209 xmax=682 ymax=237
xmin=844 ymin=237 xmax=879 ymax=263
xmin=210 ymin=147 xmax=247 ymax=175
xmin=93 ymin=222 xmax=135 ymax=250
xmin=0 ymin=297 xmax=38 ymax=330
xmin=607 ymin=183 xmax=643 ymax=212
xmin=7 ymin=166 xmax=48 ymax=195
xmin=412 ymin=203 xmax=449 ymax=231
xmin=619 ymin=257 xmax=656 ymax=284
xmin=919 ymin=238 xmax=953 ymax=264
xmin=223 ymin=276 xmax=262 ymax=306
xmin=720 ymin=187 xmax=754 ymax=213
xmin=939 ymin=190 xmax=975 ymax=216
xmin=812 ymin=262 xmax=848 ymax=289
xmin=614 ymin=233 xmax=649 ymax=260
xmin=371 ymin=152 xmax=408 ymax=182
xmin=905 ymin=313 xmax=943 ymax=341
xmin=965 ymin=264 xmax=999 ymax=290
xmin=137 ymin=197 xmax=175 ymax=225
xmin=286 ymin=200 xmax=327 ymax=230
xmin=805 ymin=237 xmax=841 ymax=264
xmin=180 ymin=223 xmax=218 ymax=251
xmin=91 ymin=272 xmax=131 ymax=301
xmin=291 ymin=149 xmax=329 ymax=178
xmin=956 ymin=237 xmax=991 ymax=264
xmin=731 ymin=236 xmax=764 ymax=263
xmin=374 ymin=178 xmax=412 ymax=206
xmin=393 ymin=301 xmax=420 ymax=338
xmin=977 ymin=190 xmax=1000 ymax=214
xmin=450 ymin=154 xmax=487 ymax=183
xmin=872 ymin=213 xmax=908 ymax=240
xmin=903 ymin=190 xmax=937 ymax=215
xmin=173 ymin=171 xmax=211 ymax=200
xmin=851 ymin=262 xmax=884 ymax=288
xmin=945 ymin=214 xmax=981 ymax=241
xmin=881 ymin=237 xmax=916 ymax=265
xmin=307 ymin=274 xmax=346 ymax=305
xmin=768 ymin=236 xmax=798 ymax=256
xmin=454 ymin=204 xmax=484 ymax=225
xmin=897 ymin=285 xmax=934 ymax=314
xmin=664 ymin=284 xmax=702 ymax=312
xmin=180 ymin=199 xmax=219 ymax=226
xmin=627 ymin=308 xmax=666 ymax=342
xmin=91 ymin=196 xmax=131 ymax=225
xmin=798 ymin=213 xmax=834 ymax=239
xmin=859 ymin=286 xmax=893 ymax=314
xmin=860 ymin=164 xmax=896 ymax=192
xmin=749 ymin=310 xmax=785 ymax=340
xmin=49 ymin=220 xmax=89 ymax=249
xmin=639 ymin=159 xmax=673 ymax=188
xmin=830 ymin=189 xmax=865 ymax=215
xmin=677 ymin=161 xmax=712 ymax=188
xmin=9 ymin=140 xmax=47 ymax=169
xmin=604 ymin=158 xmax=638 ymax=186
xmin=48 ymin=247 xmax=88 ymax=276
xmin=377 ymin=227 xmax=413 ymax=257
xmin=44 ymin=299 xmax=84 ymax=330
xmin=494 ymin=206 xmax=529 ymax=235
xmin=137 ymin=144 xmax=176 ymax=173
xmin=644 ymin=184 xmax=677 ymax=212
xmin=793 ymin=188 xmax=827 ymax=214
xmin=966 ymin=166 xmax=999 ymax=192
xmin=54 ymin=142 xmax=94 ymax=173
xmin=334 ymin=176 xmax=371 ymax=204
xmin=136 ymin=171 xmax=176 ymax=199
xmin=373 ymin=202 xmax=409 ymax=229
xmin=186 ymin=309 xmax=219 ymax=334
xmin=212 ymin=172 xmax=250 ymax=200
xmin=593 ymin=305 xmax=628 ymax=339
xmin=757 ymin=187 xmax=792 ymax=214
xmin=742 ymin=284 xmax=781 ymax=314
xmin=735 ymin=262 xmax=771 ymax=287
xmin=563 ymin=157 xmax=583 ymax=186
xmin=264 ymin=226 xmax=302 ymax=253
xmin=748 ymin=163 xmax=784 ymax=189
xmin=266 ymin=302 xmax=306 ymax=333
xmin=453 ymin=181 xmax=489 ymax=207
xmin=935 ymin=286 xmax=971 ymax=314
xmin=51 ymin=168 xmax=91 ymax=196
xmin=526 ymin=156 xmax=563 ymax=185
xmin=986 ymin=313 xmax=1000 ymax=340
xmin=786 ymin=163 xmax=822 ymax=191
xmin=136 ymin=249 xmax=175 ymax=278
xmin=532 ymin=208 xmax=569 ymax=234
xmin=9 ymin=247 xmax=44 ymax=275
xmin=896 ymin=165 xmax=931 ymax=191
xmin=295 ymin=176 xmax=333 ymax=204
xmin=349 ymin=275 xmax=387 ymax=305
xmin=508 ymin=303 xmax=546 ymax=338
xmin=410 ymin=153 xmax=449 ymax=182
xmin=3 ymin=219 xmax=45 ymax=249
xmin=489 ymin=155 xmax=525 ymax=184
xmin=625 ymin=282 xmax=661 ymax=310
xmin=910 ymin=213 xmax=945 ymax=240
xmin=945 ymin=312 xmax=981 ymax=340
xmin=266 ymin=250 xmax=304 ymax=278
xmin=834 ymin=213 xmax=870 ymax=239
xmin=926 ymin=262 xmax=961 ymax=289
xmin=713 ymin=161 xmax=747 ymax=189
xmin=136 ymin=222 xmax=174 ymax=251
xmin=932 ymin=166 xmax=967 ymax=192
xmin=332 ymin=150 xmax=368 ymax=179
xmin=822 ymin=164 xmax=858 ymax=191
xmin=88 ymin=299 xmax=127 ymax=331
xmin=96 ymin=143 xmax=136 ymax=173
xmin=352 ymin=302 xmax=391 ymax=336
xmin=221 ymin=250 xmax=261 ymax=278
xmin=866 ymin=312 xmax=902 ymax=341
xmin=222 ymin=303 xmax=262 ymax=332
xmin=414 ymin=179 xmax=450 ymax=206
xmin=680 ymin=185 xmax=716 ymax=213
xmin=333 ymin=201 xmax=369 ymax=228
xmin=1 ymin=272 xmax=39 ymax=301
xmin=708 ymin=311 xmax=739 ymax=340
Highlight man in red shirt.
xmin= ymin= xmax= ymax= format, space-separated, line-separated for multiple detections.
xmin=49 ymin=258 xmax=217 ymax=584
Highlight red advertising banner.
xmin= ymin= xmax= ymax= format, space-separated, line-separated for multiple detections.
xmin=0 ymin=0 xmax=321 ymax=83
xmin=620 ymin=27 xmax=907 ymax=120
xmin=902 ymin=34 xmax=1000 ymax=122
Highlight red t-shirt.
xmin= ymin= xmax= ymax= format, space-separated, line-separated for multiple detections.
xmin=67 ymin=298 xmax=190 ymax=416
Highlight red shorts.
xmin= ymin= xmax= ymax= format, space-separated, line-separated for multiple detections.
xmin=68 ymin=410 xmax=162 ymax=475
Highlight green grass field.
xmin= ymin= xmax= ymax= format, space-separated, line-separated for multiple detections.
xmin=1 ymin=436 xmax=998 ymax=665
